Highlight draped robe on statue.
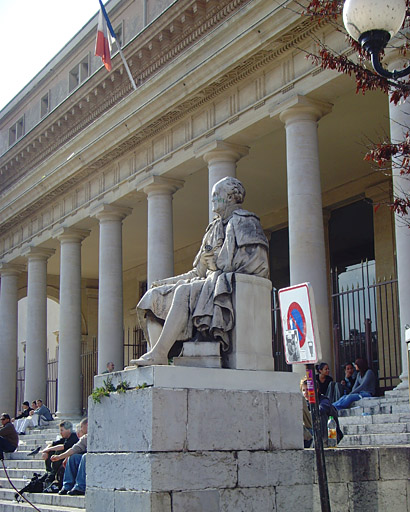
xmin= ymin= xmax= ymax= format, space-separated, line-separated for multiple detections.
xmin=137 ymin=208 xmax=269 ymax=352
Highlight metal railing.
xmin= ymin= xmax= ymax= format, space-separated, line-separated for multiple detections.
xmin=81 ymin=337 xmax=98 ymax=413
xmin=15 ymin=357 xmax=58 ymax=415
xmin=331 ymin=263 xmax=401 ymax=392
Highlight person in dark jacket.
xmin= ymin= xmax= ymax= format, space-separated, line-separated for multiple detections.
xmin=0 ymin=413 xmax=19 ymax=459
xmin=41 ymin=421 xmax=78 ymax=481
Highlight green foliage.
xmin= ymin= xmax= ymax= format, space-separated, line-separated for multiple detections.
xmin=91 ymin=376 xmax=131 ymax=403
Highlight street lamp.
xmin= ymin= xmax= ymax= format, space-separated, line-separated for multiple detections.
xmin=343 ymin=0 xmax=409 ymax=79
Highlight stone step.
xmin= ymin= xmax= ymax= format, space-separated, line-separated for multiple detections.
xmin=338 ymin=412 xmax=410 ymax=425
xmin=342 ymin=422 xmax=410 ymax=435
xmin=0 ymin=469 xmax=45 ymax=479
xmin=0 ymin=488 xmax=85 ymax=509
xmin=339 ymin=432 xmax=410 ymax=447
xmin=338 ymin=402 xmax=410 ymax=417
xmin=2 ymin=460 xmax=47 ymax=470
xmin=0 ymin=497 xmax=84 ymax=512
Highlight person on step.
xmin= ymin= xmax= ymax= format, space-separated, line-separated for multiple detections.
xmin=31 ymin=399 xmax=53 ymax=427
xmin=315 ymin=362 xmax=333 ymax=396
xmin=41 ymin=421 xmax=78 ymax=483
xmin=102 ymin=361 xmax=115 ymax=374
xmin=0 ymin=413 xmax=19 ymax=460
xmin=12 ymin=401 xmax=32 ymax=434
xmin=332 ymin=358 xmax=376 ymax=410
xmin=52 ymin=418 xmax=88 ymax=496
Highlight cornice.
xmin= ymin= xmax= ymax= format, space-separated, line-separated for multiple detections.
xmin=0 ymin=0 xmax=252 ymax=190
xmin=0 ymin=13 xmax=322 ymax=237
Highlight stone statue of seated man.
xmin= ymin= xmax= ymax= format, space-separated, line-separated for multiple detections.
xmin=132 ymin=176 xmax=269 ymax=366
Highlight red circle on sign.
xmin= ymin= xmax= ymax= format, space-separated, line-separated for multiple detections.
xmin=287 ymin=302 xmax=306 ymax=347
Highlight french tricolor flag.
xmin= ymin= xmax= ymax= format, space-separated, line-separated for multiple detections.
xmin=95 ymin=0 xmax=116 ymax=71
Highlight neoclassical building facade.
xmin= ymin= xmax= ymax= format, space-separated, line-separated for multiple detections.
xmin=0 ymin=0 xmax=409 ymax=417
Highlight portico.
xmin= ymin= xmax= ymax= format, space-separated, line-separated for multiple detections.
xmin=0 ymin=0 xmax=404 ymax=419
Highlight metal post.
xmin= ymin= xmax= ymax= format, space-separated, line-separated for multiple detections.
xmin=306 ymin=364 xmax=331 ymax=512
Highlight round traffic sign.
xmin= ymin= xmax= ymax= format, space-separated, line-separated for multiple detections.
xmin=287 ymin=302 xmax=306 ymax=347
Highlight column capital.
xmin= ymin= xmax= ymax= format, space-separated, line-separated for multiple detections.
xmin=22 ymin=246 xmax=55 ymax=261
xmin=137 ymin=176 xmax=184 ymax=196
xmin=53 ymin=227 xmax=91 ymax=243
xmin=277 ymin=95 xmax=333 ymax=126
xmin=195 ymin=140 xmax=249 ymax=164
xmin=92 ymin=204 xmax=132 ymax=222
xmin=0 ymin=263 xmax=24 ymax=277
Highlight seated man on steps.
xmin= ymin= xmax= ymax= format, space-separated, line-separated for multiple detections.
xmin=0 ymin=413 xmax=19 ymax=460
xmin=52 ymin=418 xmax=88 ymax=496
xmin=133 ymin=177 xmax=269 ymax=366
xmin=31 ymin=399 xmax=53 ymax=427
xmin=41 ymin=420 xmax=78 ymax=483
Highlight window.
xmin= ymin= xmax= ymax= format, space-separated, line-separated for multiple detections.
xmin=9 ymin=116 xmax=25 ymax=146
xmin=41 ymin=92 xmax=50 ymax=118
xmin=69 ymin=54 xmax=90 ymax=92
xmin=114 ymin=22 xmax=123 ymax=47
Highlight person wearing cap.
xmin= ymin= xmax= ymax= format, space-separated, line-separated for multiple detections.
xmin=0 ymin=413 xmax=19 ymax=460
xmin=13 ymin=401 xmax=33 ymax=434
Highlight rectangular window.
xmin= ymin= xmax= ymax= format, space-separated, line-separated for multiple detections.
xmin=114 ymin=22 xmax=123 ymax=47
xmin=69 ymin=54 xmax=90 ymax=92
xmin=41 ymin=92 xmax=49 ymax=118
xmin=69 ymin=65 xmax=80 ymax=92
xmin=8 ymin=116 xmax=25 ymax=146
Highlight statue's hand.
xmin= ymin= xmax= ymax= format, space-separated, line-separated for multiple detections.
xmin=201 ymin=251 xmax=218 ymax=271
xmin=151 ymin=279 xmax=165 ymax=288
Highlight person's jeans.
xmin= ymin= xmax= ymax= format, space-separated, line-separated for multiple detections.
xmin=332 ymin=391 xmax=372 ymax=410
xmin=62 ymin=453 xmax=86 ymax=491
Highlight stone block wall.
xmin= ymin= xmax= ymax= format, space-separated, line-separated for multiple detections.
xmin=86 ymin=376 xmax=410 ymax=511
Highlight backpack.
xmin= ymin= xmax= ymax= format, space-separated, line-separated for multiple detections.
xmin=14 ymin=472 xmax=47 ymax=501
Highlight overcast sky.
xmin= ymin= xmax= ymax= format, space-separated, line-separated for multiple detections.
xmin=0 ymin=0 xmax=101 ymax=110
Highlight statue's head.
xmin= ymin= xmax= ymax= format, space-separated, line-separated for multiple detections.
xmin=211 ymin=177 xmax=246 ymax=216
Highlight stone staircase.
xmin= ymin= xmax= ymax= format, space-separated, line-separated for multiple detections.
xmin=338 ymin=388 xmax=410 ymax=447
xmin=0 ymin=422 xmax=85 ymax=511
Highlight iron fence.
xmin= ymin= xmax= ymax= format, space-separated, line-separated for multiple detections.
xmin=331 ymin=263 xmax=401 ymax=392
xmin=81 ymin=337 xmax=98 ymax=413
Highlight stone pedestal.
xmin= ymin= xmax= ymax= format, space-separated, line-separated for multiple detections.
xmin=87 ymin=366 xmax=302 ymax=512
xmin=228 ymin=274 xmax=273 ymax=371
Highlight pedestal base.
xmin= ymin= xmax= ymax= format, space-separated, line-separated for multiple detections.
xmin=88 ymin=366 xmax=301 ymax=511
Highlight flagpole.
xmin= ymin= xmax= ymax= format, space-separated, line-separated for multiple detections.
xmin=113 ymin=39 xmax=137 ymax=91
xmin=98 ymin=0 xmax=137 ymax=91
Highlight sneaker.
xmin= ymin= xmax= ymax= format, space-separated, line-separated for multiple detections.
xmin=67 ymin=489 xmax=85 ymax=496
xmin=58 ymin=488 xmax=68 ymax=495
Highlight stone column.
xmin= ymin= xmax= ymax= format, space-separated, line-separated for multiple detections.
xmin=139 ymin=176 xmax=183 ymax=287
xmin=388 ymin=86 xmax=410 ymax=390
xmin=54 ymin=228 xmax=90 ymax=418
xmin=0 ymin=264 xmax=22 ymax=415
xmin=23 ymin=247 xmax=55 ymax=402
xmin=196 ymin=141 xmax=249 ymax=222
xmin=95 ymin=205 xmax=131 ymax=374
xmin=279 ymin=96 xmax=332 ymax=366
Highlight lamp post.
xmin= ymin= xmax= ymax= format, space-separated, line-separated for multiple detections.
xmin=343 ymin=0 xmax=409 ymax=79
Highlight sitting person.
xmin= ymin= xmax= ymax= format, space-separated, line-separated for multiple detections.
xmin=133 ymin=177 xmax=269 ymax=366
xmin=301 ymin=379 xmax=343 ymax=447
xmin=340 ymin=362 xmax=357 ymax=394
xmin=13 ymin=401 xmax=32 ymax=434
xmin=325 ymin=362 xmax=358 ymax=402
xmin=102 ymin=361 xmax=115 ymax=374
xmin=316 ymin=362 xmax=333 ymax=396
xmin=333 ymin=358 xmax=376 ymax=410
xmin=0 ymin=413 xmax=19 ymax=460
xmin=41 ymin=421 xmax=78 ymax=483
xmin=300 ymin=379 xmax=313 ymax=448
xmin=31 ymin=399 xmax=53 ymax=427
xmin=52 ymin=418 xmax=88 ymax=496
